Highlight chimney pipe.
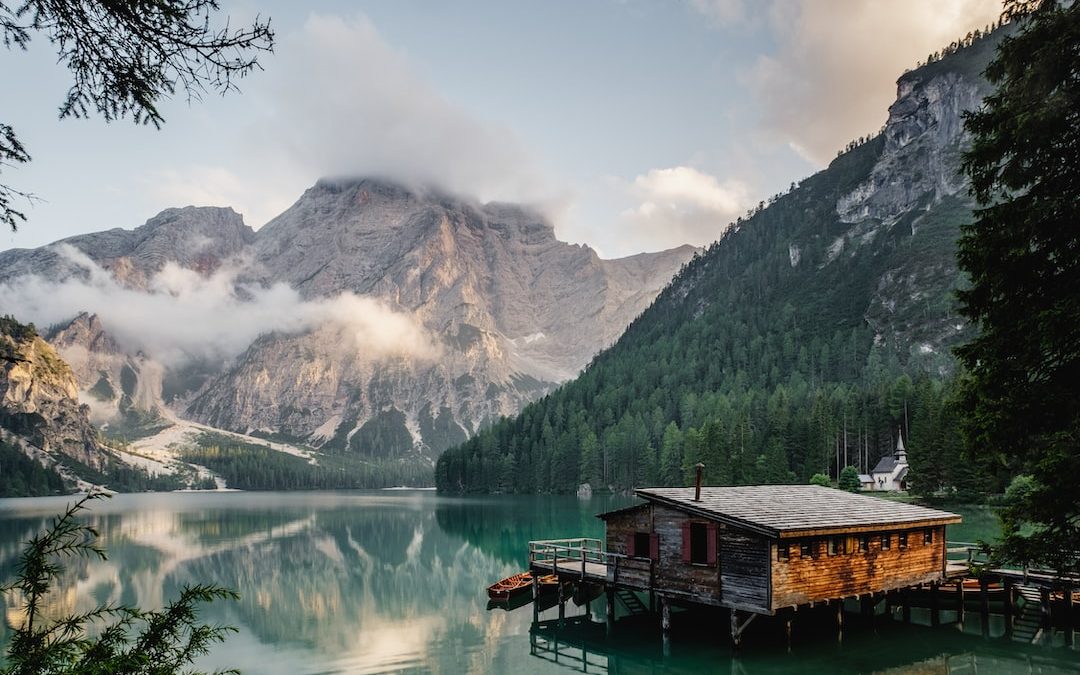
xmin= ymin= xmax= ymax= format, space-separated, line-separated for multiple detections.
xmin=694 ymin=463 xmax=705 ymax=501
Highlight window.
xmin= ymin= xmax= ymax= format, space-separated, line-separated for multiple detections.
xmin=690 ymin=523 xmax=709 ymax=564
xmin=634 ymin=532 xmax=651 ymax=558
xmin=778 ymin=543 xmax=790 ymax=561
xmin=682 ymin=522 xmax=716 ymax=565
xmin=829 ymin=536 xmax=846 ymax=556
xmin=880 ymin=534 xmax=891 ymax=550
xmin=859 ymin=535 xmax=870 ymax=552
xmin=924 ymin=529 xmax=934 ymax=545
xmin=898 ymin=532 xmax=908 ymax=549
xmin=800 ymin=541 xmax=817 ymax=559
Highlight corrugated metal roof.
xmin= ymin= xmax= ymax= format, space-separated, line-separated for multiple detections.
xmin=635 ymin=485 xmax=960 ymax=537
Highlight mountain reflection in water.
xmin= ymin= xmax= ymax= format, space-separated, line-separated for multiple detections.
xmin=0 ymin=492 xmax=1075 ymax=674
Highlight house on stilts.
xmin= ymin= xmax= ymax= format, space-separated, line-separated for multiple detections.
xmin=529 ymin=483 xmax=963 ymax=644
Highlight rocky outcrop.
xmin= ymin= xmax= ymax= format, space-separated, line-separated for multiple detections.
xmin=824 ymin=32 xmax=1011 ymax=372
xmin=0 ymin=320 xmax=103 ymax=469
xmin=836 ymin=72 xmax=984 ymax=228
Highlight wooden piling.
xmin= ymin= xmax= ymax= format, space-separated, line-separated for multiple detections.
xmin=731 ymin=609 xmax=741 ymax=649
xmin=1003 ymin=578 xmax=1014 ymax=634
xmin=901 ymin=587 xmax=911 ymax=623
xmin=605 ymin=587 xmax=615 ymax=626
xmin=930 ymin=582 xmax=940 ymax=627
xmin=979 ymin=577 xmax=990 ymax=637
xmin=1041 ymin=588 xmax=1052 ymax=629
xmin=532 ymin=575 xmax=541 ymax=625
xmin=955 ymin=579 xmax=965 ymax=624
xmin=661 ymin=597 xmax=671 ymax=634
xmin=1065 ymin=587 xmax=1074 ymax=646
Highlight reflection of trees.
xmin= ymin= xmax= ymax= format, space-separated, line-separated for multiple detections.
xmin=0 ymin=494 xmax=527 ymax=672
xmin=435 ymin=495 xmax=637 ymax=566
xmin=175 ymin=505 xmax=512 ymax=651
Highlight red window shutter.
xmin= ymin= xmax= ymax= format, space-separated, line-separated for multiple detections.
xmin=681 ymin=522 xmax=692 ymax=562
xmin=649 ymin=533 xmax=659 ymax=561
xmin=706 ymin=523 xmax=718 ymax=566
xmin=626 ymin=533 xmax=636 ymax=557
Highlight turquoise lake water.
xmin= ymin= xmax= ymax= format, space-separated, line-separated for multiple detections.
xmin=0 ymin=491 xmax=1075 ymax=674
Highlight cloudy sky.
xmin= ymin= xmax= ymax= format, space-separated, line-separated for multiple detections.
xmin=3 ymin=0 xmax=1001 ymax=258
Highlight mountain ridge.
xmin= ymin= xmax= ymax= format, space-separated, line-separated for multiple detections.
xmin=0 ymin=178 xmax=697 ymax=465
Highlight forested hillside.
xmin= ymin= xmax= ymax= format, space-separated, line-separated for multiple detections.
xmin=436 ymin=28 xmax=1009 ymax=497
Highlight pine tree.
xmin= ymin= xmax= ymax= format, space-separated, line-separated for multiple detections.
xmin=957 ymin=0 xmax=1080 ymax=573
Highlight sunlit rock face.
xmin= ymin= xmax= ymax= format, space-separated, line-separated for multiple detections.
xmin=0 ymin=329 xmax=103 ymax=469
xmin=192 ymin=178 xmax=696 ymax=457
xmin=824 ymin=33 xmax=1009 ymax=374
xmin=0 ymin=179 xmax=695 ymax=459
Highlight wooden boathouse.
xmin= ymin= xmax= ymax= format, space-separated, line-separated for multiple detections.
xmin=530 ymin=484 xmax=964 ymax=644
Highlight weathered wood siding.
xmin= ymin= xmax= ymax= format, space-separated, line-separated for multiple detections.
xmin=603 ymin=506 xmax=653 ymax=589
xmin=771 ymin=525 xmax=945 ymax=610
xmin=651 ymin=504 xmax=723 ymax=605
xmin=719 ymin=530 xmax=770 ymax=611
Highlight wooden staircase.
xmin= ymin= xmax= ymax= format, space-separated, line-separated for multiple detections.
xmin=615 ymin=588 xmax=649 ymax=617
xmin=1012 ymin=586 xmax=1044 ymax=643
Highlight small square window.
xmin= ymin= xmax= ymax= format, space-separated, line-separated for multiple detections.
xmin=778 ymin=543 xmax=790 ymax=561
xmin=898 ymin=532 xmax=908 ymax=549
xmin=634 ymin=532 xmax=651 ymax=558
xmin=828 ymin=537 xmax=845 ymax=556
xmin=881 ymin=534 xmax=891 ymax=550
xmin=800 ymin=541 xmax=814 ymax=558
xmin=859 ymin=536 xmax=869 ymax=552
xmin=924 ymin=529 xmax=933 ymax=545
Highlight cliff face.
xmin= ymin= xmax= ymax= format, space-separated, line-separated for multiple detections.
xmin=0 ymin=321 xmax=103 ymax=469
xmin=189 ymin=180 xmax=697 ymax=455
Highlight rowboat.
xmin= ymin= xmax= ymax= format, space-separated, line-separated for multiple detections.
xmin=487 ymin=572 xmax=534 ymax=601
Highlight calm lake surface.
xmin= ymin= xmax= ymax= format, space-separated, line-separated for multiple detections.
xmin=0 ymin=491 xmax=1076 ymax=674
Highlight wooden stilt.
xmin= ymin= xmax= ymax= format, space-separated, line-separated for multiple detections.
xmin=1041 ymin=588 xmax=1052 ymax=629
xmin=559 ymin=593 xmax=566 ymax=628
xmin=861 ymin=595 xmax=874 ymax=620
xmin=784 ymin=615 xmax=793 ymax=649
xmin=956 ymin=579 xmax=965 ymax=625
xmin=605 ymin=587 xmax=615 ymax=627
xmin=902 ymin=587 xmax=911 ymax=623
xmin=1003 ymin=578 xmax=1014 ymax=635
xmin=1065 ymin=587 xmax=1074 ymax=646
xmin=930 ymin=582 xmax=940 ymax=627
xmin=979 ymin=577 xmax=990 ymax=637
xmin=661 ymin=597 xmax=671 ymax=634
xmin=731 ymin=609 xmax=741 ymax=648
xmin=835 ymin=600 xmax=844 ymax=630
xmin=532 ymin=575 xmax=541 ymax=625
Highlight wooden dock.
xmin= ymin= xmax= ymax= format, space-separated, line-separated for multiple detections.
xmin=525 ymin=536 xmax=1079 ymax=647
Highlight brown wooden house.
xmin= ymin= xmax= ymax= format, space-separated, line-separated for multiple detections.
xmin=598 ymin=485 xmax=961 ymax=616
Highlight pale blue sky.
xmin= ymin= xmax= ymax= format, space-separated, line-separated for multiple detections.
xmin=2 ymin=0 xmax=1000 ymax=257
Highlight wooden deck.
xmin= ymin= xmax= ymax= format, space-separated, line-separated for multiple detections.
xmin=531 ymin=557 xmax=609 ymax=582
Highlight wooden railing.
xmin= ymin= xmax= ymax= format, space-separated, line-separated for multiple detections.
xmin=528 ymin=538 xmax=625 ymax=579
xmin=946 ymin=540 xmax=987 ymax=567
